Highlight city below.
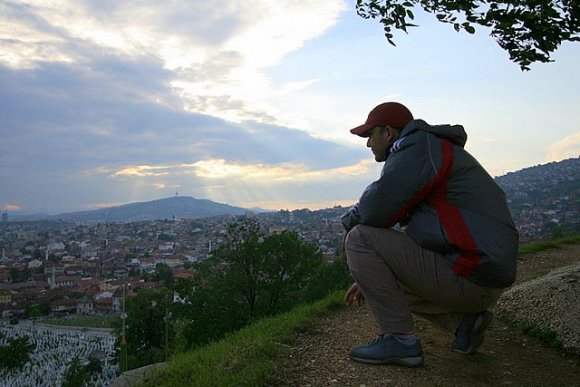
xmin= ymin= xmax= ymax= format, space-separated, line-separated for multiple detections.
xmin=0 ymin=157 xmax=578 ymax=319
xmin=0 ymin=157 xmax=577 ymax=385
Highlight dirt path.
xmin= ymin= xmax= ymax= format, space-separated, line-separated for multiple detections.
xmin=274 ymin=245 xmax=580 ymax=386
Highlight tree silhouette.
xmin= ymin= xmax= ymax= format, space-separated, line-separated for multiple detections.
xmin=357 ymin=0 xmax=579 ymax=70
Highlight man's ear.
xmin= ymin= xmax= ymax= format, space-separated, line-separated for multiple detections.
xmin=386 ymin=126 xmax=400 ymax=140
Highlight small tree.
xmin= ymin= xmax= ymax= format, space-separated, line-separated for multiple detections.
xmin=260 ymin=231 xmax=324 ymax=312
xmin=61 ymin=357 xmax=90 ymax=387
xmin=0 ymin=335 xmax=36 ymax=373
xmin=155 ymin=263 xmax=174 ymax=287
xmin=212 ymin=217 xmax=265 ymax=313
xmin=304 ymin=254 xmax=352 ymax=302
xmin=112 ymin=289 xmax=173 ymax=369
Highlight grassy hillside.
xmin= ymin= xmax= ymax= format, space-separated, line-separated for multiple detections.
xmin=139 ymin=291 xmax=344 ymax=386
xmin=137 ymin=235 xmax=580 ymax=387
xmin=518 ymin=234 xmax=580 ymax=255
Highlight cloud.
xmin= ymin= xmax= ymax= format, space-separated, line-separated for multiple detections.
xmin=108 ymin=158 xmax=374 ymax=182
xmin=2 ymin=204 xmax=22 ymax=212
xmin=0 ymin=1 xmax=377 ymax=214
xmin=546 ymin=132 xmax=580 ymax=162
xmin=1 ymin=1 xmax=346 ymax=124
xmin=113 ymin=166 xmax=172 ymax=178
xmin=275 ymin=79 xmax=319 ymax=96
xmin=0 ymin=52 xmax=366 ymax=213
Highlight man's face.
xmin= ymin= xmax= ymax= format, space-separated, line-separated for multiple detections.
xmin=366 ymin=126 xmax=394 ymax=162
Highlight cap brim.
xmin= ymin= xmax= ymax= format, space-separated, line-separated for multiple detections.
xmin=349 ymin=124 xmax=373 ymax=137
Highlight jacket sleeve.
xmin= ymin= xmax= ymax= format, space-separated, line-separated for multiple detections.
xmin=341 ymin=131 xmax=447 ymax=231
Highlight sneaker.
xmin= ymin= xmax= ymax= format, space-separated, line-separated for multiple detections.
xmin=348 ymin=334 xmax=424 ymax=367
xmin=452 ymin=310 xmax=493 ymax=354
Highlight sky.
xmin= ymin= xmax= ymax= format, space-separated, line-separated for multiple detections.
xmin=1 ymin=0 xmax=579 ymax=215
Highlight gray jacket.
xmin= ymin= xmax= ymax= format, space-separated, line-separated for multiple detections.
xmin=342 ymin=119 xmax=519 ymax=288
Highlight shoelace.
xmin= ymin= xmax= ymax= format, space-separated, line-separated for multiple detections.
xmin=369 ymin=334 xmax=387 ymax=345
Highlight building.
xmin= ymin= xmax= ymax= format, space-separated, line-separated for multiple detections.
xmin=76 ymin=297 xmax=95 ymax=315
xmin=0 ymin=290 xmax=11 ymax=305
xmin=95 ymin=297 xmax=113 ymax=314
xmin=50 ymin=299 xmax=76 ymax=315
xmin=48 ymin=275 xmax=80 ymax=289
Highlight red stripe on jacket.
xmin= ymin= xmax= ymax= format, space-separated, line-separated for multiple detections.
xmin=387 ymin=139 xmax=482 ymax=278
xmin=428 ymin=140 xmax=482 ymax=278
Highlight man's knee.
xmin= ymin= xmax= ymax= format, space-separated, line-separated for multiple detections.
xmin=345 ymin=225 xmax=376 ymax=273
xmin=345 ymin=224 xmax=401 ymax=252
xmin=345 ymin=225 xmax=370 ymax=261
xmin=345 ymin=225 xmax=364 ymax=250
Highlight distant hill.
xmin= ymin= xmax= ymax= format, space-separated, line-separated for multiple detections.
xmin=495 ymin=157 xmax=579 ymax=241
xmin=15 ymin=196 xmax=261 ymax=223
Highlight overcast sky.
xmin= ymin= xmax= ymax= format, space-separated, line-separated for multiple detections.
xmin=1 ymin=1 xmax=579 ymax=215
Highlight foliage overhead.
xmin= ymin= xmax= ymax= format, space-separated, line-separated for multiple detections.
xmin=356 ymin=0 xmax=580 ymax=70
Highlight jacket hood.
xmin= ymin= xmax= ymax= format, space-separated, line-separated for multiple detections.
xmin=401 ymin=119 xmax=467 ymax=148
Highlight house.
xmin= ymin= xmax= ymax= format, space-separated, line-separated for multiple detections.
xmin=0 ymin=289 xmax=11 ymax=305
xmin=139 ymin=257 xmax=156 ymax=272
xmin=51 ymin=298 xmax=76 ymax=315
xmin=76 ymin=297 xmax=95 ymax=315
xmin=44 ymin=263 xmax=65 ymax=276
xmin=100 ymin=281 xmax=119 ymax=293
xmin=154 ymin=256 xmax=183 ymax=269
xmin=48 ymin=275 xmax=80 ymax=289
xmin=95 ymin=291 xmax=114 ymax=300
xmin=47 ymin=242 xmax=65 ymax=251
xmin=0 ymin=266 xmax=10 ymax=282
xmin=76 ymin=277 xmax=102 ymax=293
xmin=113 ymin=268 xmax=129 ymax=279
xmin=94 ymin=297 xmax=113 ymax=314
xmin=27 ymin=259 xmax=44 ymax=270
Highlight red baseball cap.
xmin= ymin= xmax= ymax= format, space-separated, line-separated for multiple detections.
xmin=349 ymin=102 xmax=414 ymax=137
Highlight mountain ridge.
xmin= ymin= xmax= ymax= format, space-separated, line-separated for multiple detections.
xmin=12 ymin=196 xmax=263 ymax=223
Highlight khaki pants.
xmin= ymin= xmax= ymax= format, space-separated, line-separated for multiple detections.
xmin=345 ymin=225 xmax=504 ymax=334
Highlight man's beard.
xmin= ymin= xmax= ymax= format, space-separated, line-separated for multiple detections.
xmin=374 ymin=141 xmax=393 ymax=162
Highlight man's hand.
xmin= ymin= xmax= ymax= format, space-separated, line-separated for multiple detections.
xmin=345 ymin=282 xmax=365 ymax=306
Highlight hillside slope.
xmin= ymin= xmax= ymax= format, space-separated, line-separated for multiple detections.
xmin=274 ymin=245 xmax=580 ymax=386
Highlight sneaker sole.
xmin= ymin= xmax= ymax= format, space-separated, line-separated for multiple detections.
xmin=349 ymin=354 xmax=425 ymax=367
xmin=453 ymin=310 xmax=493 ymax=354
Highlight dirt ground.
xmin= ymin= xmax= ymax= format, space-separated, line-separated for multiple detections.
xmin=273 ymin=245 xmax=580 ymax=387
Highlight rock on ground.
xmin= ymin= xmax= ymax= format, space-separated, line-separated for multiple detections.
xmin=495 ymin=261 xmax=580 ymax=354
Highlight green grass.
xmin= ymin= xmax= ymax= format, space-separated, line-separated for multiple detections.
xmin=516 ymin=321 xmax=563 ymax=350
xmin=518 ymin=234 xmax=580 ymax=256
xmin=38 ymin=315 xmax=118 ymax=329
xmin=139 ymin=291 xmax=344 ymax=387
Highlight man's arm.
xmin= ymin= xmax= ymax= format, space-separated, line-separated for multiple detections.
xmin=342 ymin=131 xmax=445 ymax=231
